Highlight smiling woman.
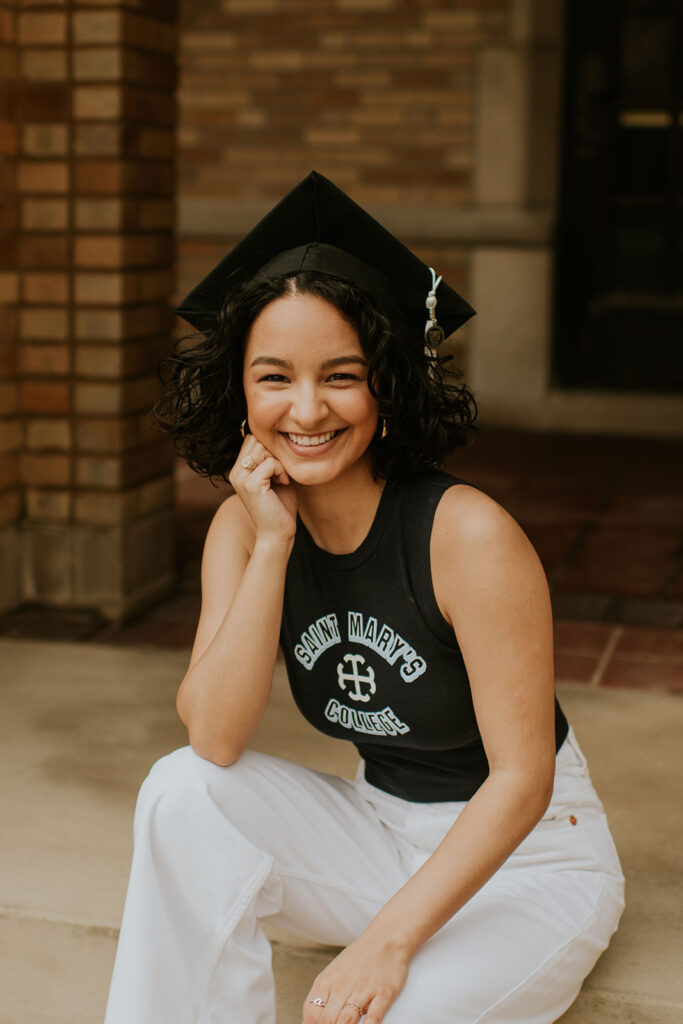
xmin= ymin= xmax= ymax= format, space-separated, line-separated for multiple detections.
xmin=105 ymin=173 xmax=624 ymax=1024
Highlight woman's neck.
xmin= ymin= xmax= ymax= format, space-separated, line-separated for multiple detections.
xmin=295 ymin=461 xmax=385 ymax=554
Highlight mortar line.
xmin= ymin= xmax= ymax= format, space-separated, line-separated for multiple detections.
xmin=589 ymin=626 xmax=623 ymax=687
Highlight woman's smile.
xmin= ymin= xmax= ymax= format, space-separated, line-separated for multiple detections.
xmin=282 ymin=427 xmax=347 ymax=453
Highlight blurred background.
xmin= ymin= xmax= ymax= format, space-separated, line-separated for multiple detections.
xmin=0 ymin=0 xmax=682 ymax=664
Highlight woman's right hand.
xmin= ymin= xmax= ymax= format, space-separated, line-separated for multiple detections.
xmin=228 ymin=436 xmax=298 ymax=547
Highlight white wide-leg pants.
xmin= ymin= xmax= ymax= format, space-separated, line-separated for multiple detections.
xmin=104 ymin=730 xmax=624 ymax=1024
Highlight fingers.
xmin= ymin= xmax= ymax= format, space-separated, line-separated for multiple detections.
xmin=337 ymin=997 xmax=366 ymax=1023
xmin=229 ymin=438 xmax=289 ymax=488
xmin=302 ymin=990 xmax=331 ymax=1024
xmin=363 ymin=994 xmax=392 ymax=1024
xmin=302 ymin=992 xmax=368 ymax=1024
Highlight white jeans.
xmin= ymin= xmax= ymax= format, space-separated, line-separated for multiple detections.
xmin=104 ymin=729 xmax=625 ymax=1024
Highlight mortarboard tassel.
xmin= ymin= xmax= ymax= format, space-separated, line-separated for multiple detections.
xmin=424 ymin=267 xmax=445 ymax=361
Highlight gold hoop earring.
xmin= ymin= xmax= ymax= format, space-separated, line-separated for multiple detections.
xmin=240 ymin=419 xmax=248 ymax=438
xmin=380 ymin=417 xmax=387 ymax=440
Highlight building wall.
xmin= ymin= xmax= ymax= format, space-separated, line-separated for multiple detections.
xmin=176 ymin=0 xmax=511 ymax=371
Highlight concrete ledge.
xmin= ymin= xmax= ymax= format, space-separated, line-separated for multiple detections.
xmin=1 ymin=641 xmax=681 ymax=1023
xmin=475 ymin=388 xmax=683 ymax=441
xmin=178 ymin=197 xmax=555 ymax=246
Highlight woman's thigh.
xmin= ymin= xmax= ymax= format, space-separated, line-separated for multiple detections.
xmin=141 ymin=746 xmax=408 ymax=945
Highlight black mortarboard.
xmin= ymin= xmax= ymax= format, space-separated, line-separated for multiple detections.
xmin=176 ymin=171 xmax=475 ymax=341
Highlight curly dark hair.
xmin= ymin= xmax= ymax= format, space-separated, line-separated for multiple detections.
xmin=154 ymin=271 xmax=477 ymax=484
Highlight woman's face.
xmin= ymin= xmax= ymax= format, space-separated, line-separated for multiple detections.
xmin=243 ymin=292 xmax=379 ymax=487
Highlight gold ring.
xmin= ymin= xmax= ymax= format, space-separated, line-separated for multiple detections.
xmin=240 ymin=455 xmax=257 ymax=470
xmin=344 ymin=1002 xmax=363 ymax=1015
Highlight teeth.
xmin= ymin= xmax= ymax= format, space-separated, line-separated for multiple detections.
xmin=286 ymin=430 xmax=338 ymax=447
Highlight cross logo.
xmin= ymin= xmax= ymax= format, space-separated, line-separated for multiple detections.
xmin=336 ymin=653 xmax=376 ymax=703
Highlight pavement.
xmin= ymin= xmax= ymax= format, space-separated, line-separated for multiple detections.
xmin=1 ymin=639 xmax=682 ymax=1024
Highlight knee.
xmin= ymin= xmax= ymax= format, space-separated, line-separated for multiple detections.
xmin=133 ymin=746 xmax=260 ymax=838
xmin=133 ymin=746 xmax=214 ymax=835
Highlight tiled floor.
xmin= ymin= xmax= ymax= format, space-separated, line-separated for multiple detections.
xmin=1 ymin=428 xmax=681 ymax=692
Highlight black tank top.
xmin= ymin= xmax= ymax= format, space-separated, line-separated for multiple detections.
xmin=280 ymin=470 xmax=569 ymax=802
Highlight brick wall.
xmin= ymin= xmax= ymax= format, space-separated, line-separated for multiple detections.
xmin=176 ymin=0 xmax=510 ymax=353
xmin=0 ymin=0 xmax=21 ymax=610
xmin=5 ymin=0 xmax=179 ymax=617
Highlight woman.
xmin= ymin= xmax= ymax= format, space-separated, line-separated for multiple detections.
xmin=105 ymin=173 xmax=624 ymax=1024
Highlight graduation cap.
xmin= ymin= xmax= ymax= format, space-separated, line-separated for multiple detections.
xmin=176 ymin=171 xmax=475 ymax=344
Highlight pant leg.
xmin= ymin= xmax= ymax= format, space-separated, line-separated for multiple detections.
xmin=376 ymin=730 xmax=625 ymax=1024
xmin=104 ymin=747 xmax=409 ymax=1024
xmin=106 ymin=731 xmax=624 ymax=1024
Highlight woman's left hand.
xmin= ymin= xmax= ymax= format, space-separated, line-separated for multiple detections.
xmin=302 ymin=936 xmax=410 ymax=1024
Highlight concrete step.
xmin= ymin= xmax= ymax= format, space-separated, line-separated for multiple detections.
xmin=3 ymin=914 xmax=681 ymax=1024
xmin=1 ymin=640 xmax=681 ymax=1023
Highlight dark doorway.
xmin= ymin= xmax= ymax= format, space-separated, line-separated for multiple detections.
xmin=556 ymin=0 xmax=682 ymax=392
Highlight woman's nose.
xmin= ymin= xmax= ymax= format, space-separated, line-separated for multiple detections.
xmin=290 ymin=384 xmax=329 ymax=427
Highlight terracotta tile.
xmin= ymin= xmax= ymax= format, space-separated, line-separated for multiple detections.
xmin=614 ymin=627 xmax=683 ymax=660
xmin=553 ymin=620 xmax=615 ymax=653
xmin=620 ymin=600 xmax=683 ymax=630
xmin=558 ymin=525 xmax=679 ymax=598
xmin=601 ymin=656 xmax=683 ymax=693
xmin=550 ymin=592 xmax=614 ymax=622
xmin=521 ymin=524 xmax=579 ymax=576
xmin=553 ymin=651 xmax=599 ymax=685
xmin=557 ymin=568 xmax=669 ymax=600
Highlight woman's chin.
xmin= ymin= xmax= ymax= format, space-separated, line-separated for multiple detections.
xmin=284 ymin=459 xmax=342 ymax=487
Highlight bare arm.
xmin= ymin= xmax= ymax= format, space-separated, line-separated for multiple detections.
xmin=361 ymin=486 xmax=556 ymax=949
xmin=303 ymin=485 xmax=557 ymax=1024
xmin=177 ymin=437 xmax=298 ymax=765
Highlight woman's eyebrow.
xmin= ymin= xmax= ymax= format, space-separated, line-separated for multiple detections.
xmin=250 ymin=356 xmax=293 ymax=368
xmin=250 ymin=355 xmax=367 ymax=369
xmin=320 ymin=356 xmax=368 ymax=369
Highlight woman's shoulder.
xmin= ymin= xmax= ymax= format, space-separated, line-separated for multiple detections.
xmin=430 ymin=476 xmax=534 ymax=565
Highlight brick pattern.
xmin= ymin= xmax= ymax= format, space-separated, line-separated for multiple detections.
xmin=15 ymin=0 xmax=178 ymax=538
xmin=0 ymin=0 xmax=21 ymax=531
xmin=178 ymin=0 xmax=507 ymax=205
xmin=175 ymin=0 xmax=508 ymax=371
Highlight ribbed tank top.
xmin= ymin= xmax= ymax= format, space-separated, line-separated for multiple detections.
xmin=280 ymin=470 xmax=569 ymax=802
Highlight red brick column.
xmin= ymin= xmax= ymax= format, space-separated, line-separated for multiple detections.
xmin=15 ymin=0 xmax=178 ymax=618
xmin=0 ymin=0 xmax=21 ymax=612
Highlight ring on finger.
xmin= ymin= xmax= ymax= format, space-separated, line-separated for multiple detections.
xmin=308 ymin=997 xmax=327 ymax=1008
xmin=344 ymin=1002 xmax=363 ymax=1016
xmin=240 ymin=454 xmax=258 ymax=470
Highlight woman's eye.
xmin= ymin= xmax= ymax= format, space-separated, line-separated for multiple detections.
xmin=258 ymin=374 xmax=289 ymax=383
xmin=327 ymin=372 xmax=361 ymax=382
